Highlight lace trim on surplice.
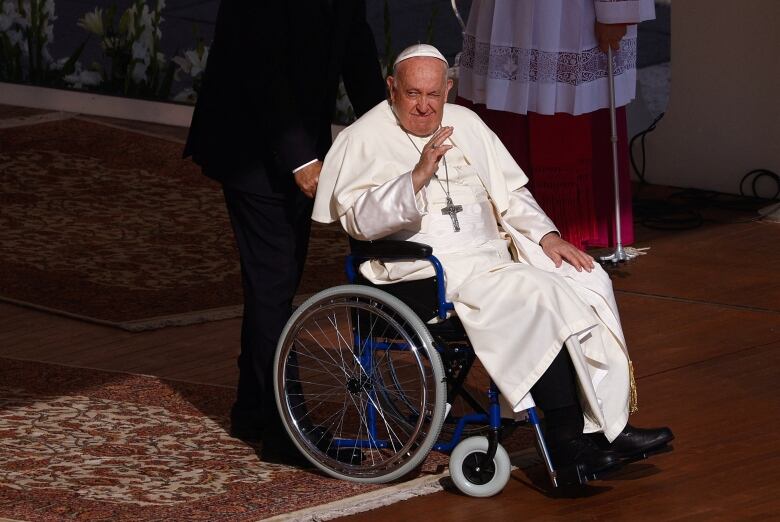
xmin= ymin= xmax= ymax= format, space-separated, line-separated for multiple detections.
xmin=460 ymin=35 xmax=637 ymax=86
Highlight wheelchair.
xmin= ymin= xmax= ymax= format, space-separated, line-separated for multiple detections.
xmin=273 ymin=239 xmax=575 ymax=496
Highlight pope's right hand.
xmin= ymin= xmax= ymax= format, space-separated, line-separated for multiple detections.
xmin=411 ymin=126 xmax=454 ymax=192
xmin=294 ymin=160 xmax=322 ymax=199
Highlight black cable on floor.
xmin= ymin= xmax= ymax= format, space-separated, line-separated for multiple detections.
xmin=628 ymin=115 xmax=779 ymax=230
xmin=629 ymin=112 xmax=665 ymax=185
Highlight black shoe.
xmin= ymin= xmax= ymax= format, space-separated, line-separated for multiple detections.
xmin=229 ymin=405 xmax=266 ymax=441
xmin=589 ymin=424 xmax=674 ymax=460
xmin=302 ymin=425 xmax=364 ymax=465
xmin=301 ymin=425 xmax=333 ymax=451
xmin=261 ymin=433 xmax=313 ymax=468
xmin=549 ymin=435 xmax=623 ymax=484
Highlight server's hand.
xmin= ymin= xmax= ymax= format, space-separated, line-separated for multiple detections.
xmin=595 ymin=22 xmax=628 ymax=53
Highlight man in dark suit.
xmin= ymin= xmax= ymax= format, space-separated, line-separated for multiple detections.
xmin=184 ymin=1 xmax=386 ymax=463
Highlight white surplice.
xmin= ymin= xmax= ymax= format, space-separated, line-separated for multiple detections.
xmin=458 ymin=0 xmax=656 ymax=115
xmin=313 ymin=101 xmax=631 ymax=440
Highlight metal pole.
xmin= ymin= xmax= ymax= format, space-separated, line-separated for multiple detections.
xmin=451 ymin=0 xmax=466 ymax=32
xmin=598 ymin=46 xmax=637 ymax=264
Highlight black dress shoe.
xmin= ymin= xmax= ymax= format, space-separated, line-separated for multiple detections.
xmin=261 ymin=434 xmax=314 ymax=468
xmin=230 ymin=423 xmax=264 ymax=442
xmin=229 ymin=406 xmax=266 ymax=441
xmin=302 ymin=425 xmax=333 ymax=451
xmin=302 ymin=425 xmax=364 ymax=465
xmin=549 ymin=435 xmax=623 ymax=484
xmin=589 ymin=424 xmax=674 ymax=460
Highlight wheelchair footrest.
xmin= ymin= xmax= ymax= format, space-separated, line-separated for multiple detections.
xmin=554 ymin=461 xmax=624 ymax=486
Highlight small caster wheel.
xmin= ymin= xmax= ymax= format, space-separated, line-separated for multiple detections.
xmin=449 ymin=436 xmax=511 ymax=497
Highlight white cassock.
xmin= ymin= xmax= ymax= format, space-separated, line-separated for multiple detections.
xmin=458 ymin=0 xmax=656 ymax=115
xmin=313 ymin=101 xmax=632 ymax=441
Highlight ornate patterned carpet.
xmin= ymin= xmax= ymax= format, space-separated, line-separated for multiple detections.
xmin=0 ymin=117 xmax=349 ymax=330
xmin=0 ymin=358 xmax=459 ymax=521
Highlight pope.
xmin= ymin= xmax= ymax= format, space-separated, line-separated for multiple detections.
xmin=313 ymin=44 xmax=673 ymax=479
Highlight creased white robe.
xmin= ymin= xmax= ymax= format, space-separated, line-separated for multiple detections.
xmin=313 ymin=101 xmax=630 ymax=440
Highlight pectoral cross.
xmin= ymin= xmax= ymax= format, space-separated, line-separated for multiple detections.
xmin=441 ymin=196 xmax=463 ymax=232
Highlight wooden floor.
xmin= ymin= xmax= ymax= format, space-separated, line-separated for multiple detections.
xmin=1 ymin=108 xmax=779 ymax=519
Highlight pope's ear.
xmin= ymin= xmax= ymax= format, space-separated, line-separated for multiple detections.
xmin=446 ymin=78 xmax=454 ymax=95
xmin=386 ymin=75 xmax=395 ymax=102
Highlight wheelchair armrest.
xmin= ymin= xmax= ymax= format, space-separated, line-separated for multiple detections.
xmin=346 ymin=238 xmax=453 ymax=321
xmin=349 ymin=239 xmax=433 ymax=260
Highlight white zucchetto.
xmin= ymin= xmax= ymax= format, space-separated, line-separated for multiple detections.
xmin=393 ymin=44 xmax=448 ymax=67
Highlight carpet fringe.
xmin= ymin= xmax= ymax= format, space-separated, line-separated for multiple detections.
xmin=261 ymin=472 xmax=447 ymax=522
xmin=262 ymin=448 xmax=540 ymax=521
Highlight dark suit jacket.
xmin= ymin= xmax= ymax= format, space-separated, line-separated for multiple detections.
xmin=183 ymin=0 xmax=386 ymax=193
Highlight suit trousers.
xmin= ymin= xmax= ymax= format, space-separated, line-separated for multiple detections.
xmin=222 ymin=182 xmax=313 ymax=436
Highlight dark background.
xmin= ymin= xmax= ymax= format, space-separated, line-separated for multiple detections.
xmin=48 ymin=0 xmax=670 ymax=75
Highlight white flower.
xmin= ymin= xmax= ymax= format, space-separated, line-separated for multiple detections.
xmin=80 ymin=70 xmax=102 ymax=85
xmin=64 ymin=68 xmax=102 ymax=89
xmin=139 ymin=4 xmax=152 ymax=29
xmin=136 ymin=25 xmax=153 ymax=51
xmin=173 ymin=46 xmax=209 ymax=79
xmin=0 ymin=13 xmax=13 ymax=32
xmin=50 ymin=56 xmax=68 ymax=70
xmin=7 ymin=29 xmax=24 ymax=48
xmin=42 ymin=0 xmax=55 ymax=18
xmin=172 ymin=88 xmax=196 ymax=103
xmin=44 ymin=20 xmax=53 ymax=42
xmin=0 ymin=2 xmax=21 ymax=32
xmin=189 ymin=49 xmax=207 ymax=76
xmin=171 ymin=56 xmax=188 ymax=79
xmin=132 ymin=61 xmax=148 ymax=83
xmin=13 ymin=1 xmax=29 ymax=29
xmin=131 ymin=40 xmax=149 ymax=62
xmin=78 ymin=8 xmax=104 ymax=36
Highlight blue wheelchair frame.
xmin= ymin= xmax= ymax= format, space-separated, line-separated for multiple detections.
xmin=343 ymin=250 xmax=557 ymax=484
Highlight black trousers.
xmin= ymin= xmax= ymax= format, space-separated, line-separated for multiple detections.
xmin=222 ymin=182 xmax=313 ymax=435
xmin=530 ymin=347 xmax=584 ymax=443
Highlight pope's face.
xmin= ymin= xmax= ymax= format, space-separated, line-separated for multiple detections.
xmin=387 ymin=57 xmax=453 ymax=137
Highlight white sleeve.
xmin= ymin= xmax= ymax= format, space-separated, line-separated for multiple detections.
xmin=594 ymin=0 xmax=655 ymax=24
xmin=340 ymin=172 xmax=428 ymax=241
xmin=503 ymin=187 xmax=559 ymax=245
xmin=292 ymin=158 xmax=319 ymax=173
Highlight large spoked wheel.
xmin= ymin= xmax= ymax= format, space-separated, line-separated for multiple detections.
xmin=273 ymin=285 xmax=447 ymax=483
xmin=449 ymin=436 xmax=511 ymax=497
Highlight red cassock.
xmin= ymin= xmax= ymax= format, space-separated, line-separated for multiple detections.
xmin=457 ymin=98 xmax=634 ymax=250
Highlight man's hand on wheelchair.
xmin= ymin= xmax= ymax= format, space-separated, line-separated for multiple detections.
xmin=540 ymin=232 xmax=595 ymax=272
